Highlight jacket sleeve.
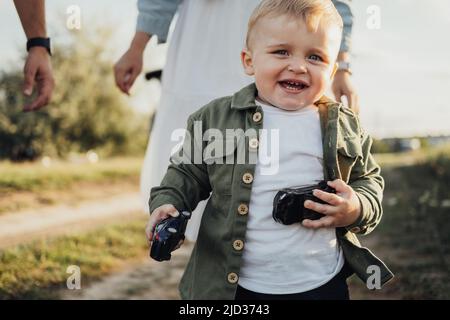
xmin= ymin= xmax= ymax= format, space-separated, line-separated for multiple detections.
xmin=346 ymin=129 xmax=384 ymax=235
xmin=332 ymin=0 xmax=353 ymax=53
xmin=149 ymin=114 xmax=212 ymax=214
xmin=136 ymin=0 xmax=182 ymax=43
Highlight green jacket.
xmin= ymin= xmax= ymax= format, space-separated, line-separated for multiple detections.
xmin=150 ymin=83 xmax=394 ymax=300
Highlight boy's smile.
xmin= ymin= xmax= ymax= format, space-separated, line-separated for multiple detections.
xmin=241 ymin=14 xmax=341 ymax=111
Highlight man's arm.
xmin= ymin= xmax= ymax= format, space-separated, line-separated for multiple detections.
xmin=13 ymin=0 xmax=54 ymax=111
xmin=14 ymin=0 xmax=47 ymax=39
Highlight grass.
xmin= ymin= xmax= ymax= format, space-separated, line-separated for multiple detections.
xmin=374 ymin=148 xmax=450 ymax=299
xmin=374 ymin=142 xmax=450 ymax=168
xmin=0 ymin=216 xmax=148 ymax=299
xmin=0 ymin=157 xmax=142 ymax=193
xmin=0 ymin=157 xmax=142 ymax=214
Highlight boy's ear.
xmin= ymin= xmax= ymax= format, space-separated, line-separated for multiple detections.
xmin=241 ymin=48 xmax=255 ymax=76
xmin=330 ymin=62 xmax=338 ymax=80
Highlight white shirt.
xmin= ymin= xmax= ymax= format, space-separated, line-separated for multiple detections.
xmin=238 ymin=100 xmax=344 ymax=294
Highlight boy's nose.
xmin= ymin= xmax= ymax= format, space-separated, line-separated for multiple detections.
xmin=287 ymin=61 xmax=307 ymax=73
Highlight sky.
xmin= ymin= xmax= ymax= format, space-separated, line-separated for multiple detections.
xmin=1 ymin=0 xmax=450 ymax=139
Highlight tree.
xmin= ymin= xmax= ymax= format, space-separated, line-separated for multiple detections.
xmin=0 ymin=29 xmax=148 ymax=161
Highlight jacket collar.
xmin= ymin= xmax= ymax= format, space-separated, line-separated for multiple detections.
xmin=231 ymin=82 xmax=341 ymax=114
xmin=231 ymin=83 xmax=259 ymax=110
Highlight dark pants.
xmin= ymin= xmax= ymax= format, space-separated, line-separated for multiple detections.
xmin=234 ymin=263 xmax=352 ymax=300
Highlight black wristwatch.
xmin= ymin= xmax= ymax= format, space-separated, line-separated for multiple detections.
xmin=26 ymin=37 xmax=52 ymax=56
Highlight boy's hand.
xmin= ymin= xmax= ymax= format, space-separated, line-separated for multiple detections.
xmin=145 ymin=204 xmax=184 ymax=250
xmin=302 ymin=179 xmax=361 ymax=229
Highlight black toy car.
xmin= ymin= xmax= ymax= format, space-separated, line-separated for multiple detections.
xmin=272 ymin=180 xmax=336 ymax=225
xmin=150 ymin=210 xmax=191 ymax=261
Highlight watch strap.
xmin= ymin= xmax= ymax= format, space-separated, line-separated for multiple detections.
xmin=337 ymin=61 xmax=352 ymax=75
xmin=26 ymin=37 xmax=52 ymax=56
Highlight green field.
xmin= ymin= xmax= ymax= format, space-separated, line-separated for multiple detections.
xmin=0 ymin=157 xmax=142 ymax=214
xmin=0 ymin=157 xmax=142 ymax=193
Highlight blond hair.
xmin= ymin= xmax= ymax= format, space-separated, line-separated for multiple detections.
xmin=245 ymin=0 xmax=343 ymax=48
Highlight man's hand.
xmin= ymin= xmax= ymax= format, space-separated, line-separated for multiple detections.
xmin=332 ymin=70 xmax=359 ymax=114
xmin=302 ymin=179 xmax=361 ymax=229
xmin=23 ymin=46 xmax=55 ymax=111
xmin=145 ymin=204 xmax=184 ymax=250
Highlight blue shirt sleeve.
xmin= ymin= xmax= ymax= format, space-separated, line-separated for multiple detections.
xmin=136 ymin=0 xmax=182 ymax=43
xmin=332 ymin=0 xmax=354 ymax=53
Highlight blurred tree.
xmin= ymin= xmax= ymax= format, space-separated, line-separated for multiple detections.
xmin=0 ymin=29 xmax=148 ymax=161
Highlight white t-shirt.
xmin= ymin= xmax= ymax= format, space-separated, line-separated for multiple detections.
xmin=238 ymin=99 xmax=344 ymax=294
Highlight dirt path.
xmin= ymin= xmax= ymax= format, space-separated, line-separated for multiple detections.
xmin=60 ymin=234 xmax=403 ymax=300
xmin=61 ymin=242 xmax=195 ymax=300
xmin=0 ymin=192 xmax=144 ymax=249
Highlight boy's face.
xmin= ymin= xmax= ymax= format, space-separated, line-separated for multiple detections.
xmin=241 ymin=14 xmax=341 ymax=110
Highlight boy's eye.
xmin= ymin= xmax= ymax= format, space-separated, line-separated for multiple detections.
xmin=308 ymin=54 xmax=323 ymax=62
xmin=273 ymin=50 xmax=288 ymax=56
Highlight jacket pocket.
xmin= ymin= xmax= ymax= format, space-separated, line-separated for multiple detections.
xmin=337 ymin=135 xmax=363 ymax=183
xmin=204 ymin=137 xmax=239 ymax=195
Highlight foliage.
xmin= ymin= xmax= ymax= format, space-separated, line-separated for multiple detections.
xmin=0 ymin=30 xmax=149 ymax=161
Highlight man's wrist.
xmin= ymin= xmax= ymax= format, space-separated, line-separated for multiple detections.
xmin=28 ymin=46 xmax=50 ymax=56
xmin=27 ymin=37 xmax=51 ymax=56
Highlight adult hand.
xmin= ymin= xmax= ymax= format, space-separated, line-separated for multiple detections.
xmin=302 ymin=179 xmax=361 ymax=229
xmin=114 ymin=47 xmax=144 ymax=95
xmin=23 ymin=46 xmax=54 ymax=112
xmin=114 ymin=31 xmax=150 ymax=95
xmin=332 ymin=70 xmax=359 ymax=114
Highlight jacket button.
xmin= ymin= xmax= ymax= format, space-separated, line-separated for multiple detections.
xmin=350 ymin=226 xmax=361 ymax=233
xmin=249 ymin=138 xmax=259 ymax=150
xmin=253 ymin=112 xmax=262 ymax=123
xmin=237 ymin=204 xmax=249 ymax=215
xmin=227 ymin=272 xmax=239 ymax=284
xmin=233 ymin=240 xmax=244 ymax=251
xmin=242 ymin=173 xmax=253 ymax=184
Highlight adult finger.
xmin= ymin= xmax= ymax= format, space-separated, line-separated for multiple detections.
xmin=124 ymin=67 xmax=140 ymax=93
xmin=114 ymin=65 xmax=129 ymax=94
xmin=23 ymin=64 xmax=37 ymax=96
xmin=26 ymin=76 xmax=54 ymax=111
xmin=333 ymin=88 xmax=343 ymax=103
xmin=352 ymin=94 xmax=360 ymax=115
